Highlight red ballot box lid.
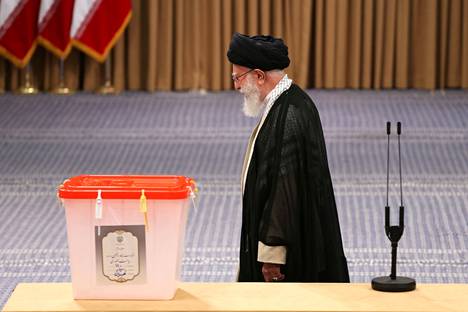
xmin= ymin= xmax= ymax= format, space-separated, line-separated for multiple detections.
xmin=58 ymin=175 xmax=196 ymax=200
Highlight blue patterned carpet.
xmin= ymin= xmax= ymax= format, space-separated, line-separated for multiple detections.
xmin=0 ymin=90 xmax=467 ymax=307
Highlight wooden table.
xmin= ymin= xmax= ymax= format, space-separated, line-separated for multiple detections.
xmin=3 ymin=282 xmax=467 ymax=312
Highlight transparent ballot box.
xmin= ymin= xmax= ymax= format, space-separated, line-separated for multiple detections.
xmin=58 ymin=175 xmax=196 ymax=300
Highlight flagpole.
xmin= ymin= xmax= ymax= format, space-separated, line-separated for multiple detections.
xmin=17 ymin=63 xmax=38 ymax=94
xmin=97 ymin=54 xmax=116 ymax=94
xmin=0 ymin=59 xmax=4 ymax=94
xmin=51 ymin=58 xmax=74 ymax=95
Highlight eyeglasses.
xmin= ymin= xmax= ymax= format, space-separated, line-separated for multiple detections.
xmin=231 ymin=69 xmax=254 ymax=82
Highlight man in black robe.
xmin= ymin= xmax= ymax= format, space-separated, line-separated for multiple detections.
xmin=227 ymin=33 xmax=349 ymax=283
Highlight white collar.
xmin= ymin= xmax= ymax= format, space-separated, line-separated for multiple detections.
xmin=260 ymin=74 xmax=293 ymax=123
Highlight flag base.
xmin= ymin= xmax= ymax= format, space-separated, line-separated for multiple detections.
xmin=51 ymin=85 xmax=74 ymax=95
xmin=97 ymin=81 xmax=117 ymax=95
xmin=17 ymin=84 xmax=38 ymax=95
xmin=371 ymin=276 xmax=416 ymax=292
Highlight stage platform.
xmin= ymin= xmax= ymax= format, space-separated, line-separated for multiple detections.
xmin=2 ymin=282 xmax=467 ymax=312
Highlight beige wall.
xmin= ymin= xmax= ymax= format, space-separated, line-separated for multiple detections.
xmin=1 ymin=0 xmax=467 ymax=91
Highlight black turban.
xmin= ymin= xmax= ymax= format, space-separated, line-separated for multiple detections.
xmin=227 ymin=33 xmax=290 ymax=71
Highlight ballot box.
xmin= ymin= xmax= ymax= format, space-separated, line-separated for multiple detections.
xmin=58 ymin=175 xmax=196 ymax=300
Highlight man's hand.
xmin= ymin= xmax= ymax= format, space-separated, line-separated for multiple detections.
xmin=262 ymin=262 xmax=285 ymax=282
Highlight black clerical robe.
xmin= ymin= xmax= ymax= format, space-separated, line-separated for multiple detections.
xmin=238 ymin=84 xmax=349 ymax=282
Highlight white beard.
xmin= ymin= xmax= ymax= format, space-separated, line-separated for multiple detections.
xmin=240 ymin=76 xmax=264 ymax=117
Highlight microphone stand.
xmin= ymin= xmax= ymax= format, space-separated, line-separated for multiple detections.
xmin=372 ymin=122 xmax=416 ymax=292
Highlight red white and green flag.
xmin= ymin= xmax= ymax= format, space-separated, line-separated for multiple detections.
xmin=38 ymin=0 xmax=75 ymax=59
xmin=0 ymin=0 xmax=40 ymax=67
xmin=71 ymin=0 xmax=131 ymax=62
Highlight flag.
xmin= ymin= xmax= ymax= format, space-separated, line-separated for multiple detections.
xmin=38 ymin=0 xmax=75 ymax=59
xmin=71 ymin=0 xmax=131 ymax=62
xmin=0 ymin=0 xmax=40 ymax=67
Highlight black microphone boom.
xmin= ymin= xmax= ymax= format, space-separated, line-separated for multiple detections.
xmin=371 ymin=121 xmax=416 ymax=292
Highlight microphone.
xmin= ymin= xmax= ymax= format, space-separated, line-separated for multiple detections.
xmin=397 ymin=122 xmax=404 ymax=224
xmin=372 ymin=121 xmax=416 ymax=292
xmin=385 ymin=122 xmax=391 ymax=230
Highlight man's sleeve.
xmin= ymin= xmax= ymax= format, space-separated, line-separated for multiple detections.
xmin=257 ymin=241 xmax=287 ymax=264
